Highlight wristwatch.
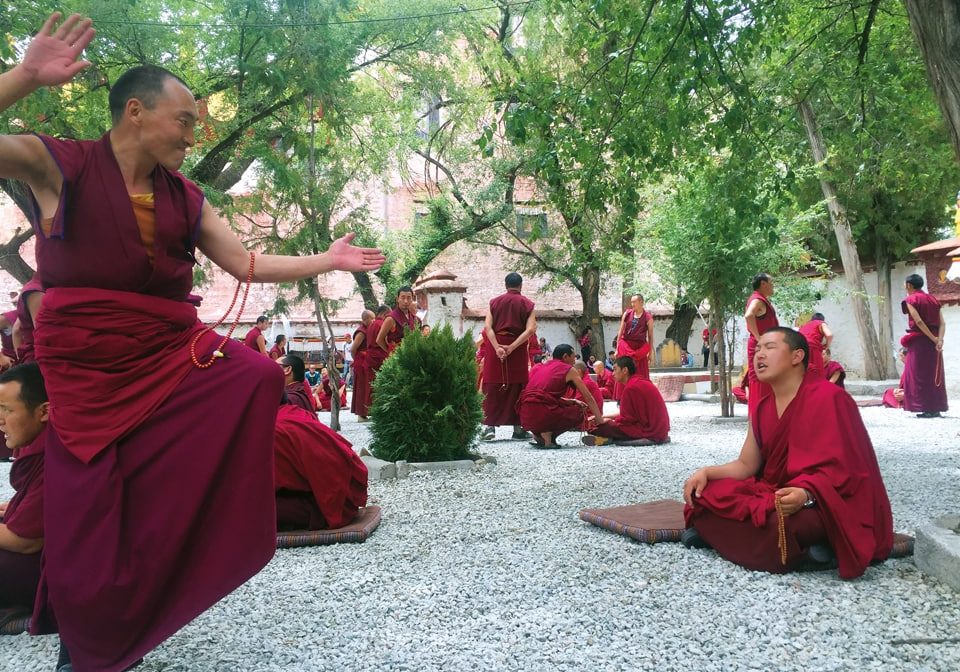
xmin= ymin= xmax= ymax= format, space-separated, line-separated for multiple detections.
xmin=802 ymin=490 xmax=816 ymax=509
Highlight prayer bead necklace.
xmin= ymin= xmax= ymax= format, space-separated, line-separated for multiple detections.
xmin=190 ymin=252 xmax=256 ymax=370
xmin=775 ymin=496 xmax=787 ymax=566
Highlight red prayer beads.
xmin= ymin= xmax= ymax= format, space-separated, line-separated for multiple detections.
xmin=190 ymin=252 xmax=256 ymax=369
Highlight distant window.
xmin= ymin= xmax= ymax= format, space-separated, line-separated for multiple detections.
xmin=516 ymin=212 xmax=548 ymax=239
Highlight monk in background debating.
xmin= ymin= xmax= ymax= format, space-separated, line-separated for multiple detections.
xmin=900 ymin=274 xmax=947 ymax=418
xmin=0 ymin=364 xmax=48 ymax=613
xmin=797 ymin=312 xmax=832 ymax=379
xmin=480 ymin=273 xmax=536 ymax=441
xmin=743 ymin=272 xmax=779 ymax=415
xmin=280 ymin=355 xmax=315 ymax=413
xmin=244 ymin=315 xmax=269 ymax=354
xmin=682 ymin=328 xmax=893 ymax=579
xmin=0 ymin=14 xmax=385 ymax=671
xmin=518 ymin=344 xmax=604 ymax=448
xmin=614 ymin=295 xmax=655 ymax=389
xmin=375 ymin=286 xmax=419 ymax=355
xmin=823 ymin=349 xmax=846 ymax=388
xmin=349 ymin=310 xmax=375 ymax=420
xmin=362 ymin=305 xmax=391 ymax=420
xmin=563 ymin=361 xmax=604 ymax=431
xmin=269 ymin=333 xmax=287 ymax=360
xmin=582 ymin=356 xmax=670 ymax=445
xmin=592 ymin=360 xmax=614 ymax=399
xmin=273 ymin=402 xmax=367 ymax=532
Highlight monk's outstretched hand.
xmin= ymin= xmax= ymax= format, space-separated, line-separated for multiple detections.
xmin=683 ymin=469 xmax=708 ymax=505
xmin=326 ymin=233 xmax=386 ymax=273
xmin=20 ymin=13 xmax=95 ymax=88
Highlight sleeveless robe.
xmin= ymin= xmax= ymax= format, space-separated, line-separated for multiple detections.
xmin=518 ymin=359 xmax=584 ymax=436
xmin=798 ymin=319 xmax=826 ymax=379
xmin=900 ymin=291 xmax=947 ymax=413
xmin=482 ymin=289 xmax=535 ymax=426
xmin=745 ymin=291 xmax=778 ymax=416
xmin=591 ymin=376 xmax=670 ymax=443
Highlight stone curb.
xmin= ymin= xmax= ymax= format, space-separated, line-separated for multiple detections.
xmin=915 ymin=515 xmax=960 ymax=592
xmin=361 ymin=454 xmax=497 ymax=481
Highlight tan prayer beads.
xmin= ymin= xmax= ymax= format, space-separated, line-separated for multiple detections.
xmin=775 ymin=495 xmax=787 ymax=566
xmin=190 ymin=251 xmax=256 ymax=369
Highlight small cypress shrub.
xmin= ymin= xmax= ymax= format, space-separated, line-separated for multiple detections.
xmin=369 ymin=323 xmax=482 ymax=462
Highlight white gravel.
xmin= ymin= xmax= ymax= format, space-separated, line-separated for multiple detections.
xmin=1 ymin=399 xmax=959 ymax=671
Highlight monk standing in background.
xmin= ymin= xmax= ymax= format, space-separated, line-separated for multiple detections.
xmin=349 ymin=310 xmax=375 ymax=420
xmin=0 ymin=364 xmax=48 ymax=612
xmin=244 ymin=315 xmax=269 ymax=354
xmin=743 ymin=273 xmax=779 ymax=416
xmin=0 ymin=14 xmax=385 ymax=671
xmin=583 ymin=356 xmax=670 ymax=445
xmin=682 ymin=328 xmax=893 ymax=579
xmin=614 ymin=295 xmax=654 ymax=401
xmin=480 ymin=273 xmax=536 ymax=441
xmin=798 ymin=312 xmax=832 ymax=379
xmin=375 ymin=286 xmax=419 ymax=355
xmin=901 ymin=274 xmax=947 ymax=418
xmin=363 ymin=305 xmax=391 ymax=419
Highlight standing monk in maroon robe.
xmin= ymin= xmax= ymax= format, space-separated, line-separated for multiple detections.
xmin=900 ymin=274 xmax=947 ymax=418
xmin=480 ymin=273 xmax=537 ymax=441
xmin=273 ymin=403 xmax=367 ymax=531
xmin=527 ymin=331 xmax=542 ymax=367
xmin=375 ymin=286 xmax=419 ymax=355
xmin=363 ymin=305 xmax=391 ymax=419
xmin=0 ymin=18 xmax=386 ymax=671
xmin=349 ymin=310 xmax=375 ymax=420
xmin=682 ymin=328 xmax=893 ymax=579
xmin=744 ymin=272 xmax=779 ymax=416
xmin=797 ymin=312 xmax=832 ymax=380
xmin=243 ymin=315 xmax=269 ymax=354
xmin=614 ymin=295 xmax=654 ymax=400
xmin=0 ymin=364 xmax=48 ymax=611
xmin=518 ymin=344 xmax=605 ymax=447
xmin=583 ymin=356 xmax=670 ymax=445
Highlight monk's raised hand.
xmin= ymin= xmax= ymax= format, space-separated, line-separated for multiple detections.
xmin=20 ymin=13 xmax=95 ymax=88
xmin=326 ymin=233 xmax=386 ymax=272
xmin=683 ymin=469 xmax=708 ymax=505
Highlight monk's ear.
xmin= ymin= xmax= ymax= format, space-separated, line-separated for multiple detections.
xmin=791 ymin=348 xmax=805 ymax=367
xmin=36 ymin=401 xmax=50 ymax=424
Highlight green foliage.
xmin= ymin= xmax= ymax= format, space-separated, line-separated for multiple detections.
xmin=369 ymin=324 xmax=482 ymax=462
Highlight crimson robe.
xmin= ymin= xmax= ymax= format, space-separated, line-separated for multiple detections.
xmin=684 ymin=378 xmax=893 ymax=579
xmin=273 ymin=405 xmax=367 ymax=531
xmin=269 ymin=343 xmax=286 ymax=360
xmin=527 ymin=332 xmax=542 ymax=366
xmin=317 ymin=374 xmax=347 ymax=411
xmin=383 ymin=307 xmax=419 ymax=353
xmin=30 ymin=133 xmax=283 ymax=672
xmin=824 ymin=360 xmax=846 ymax=388
xmin=243 ymin=326 xmax=264 ymax=352
xmin=0 ymin=309 xmax=17 ymax=366
xmin=518 ymin=359 xmax=584 ymax=436
xmin=745 ymin=291 xmax=778 ymax=416
xmin=900 ymin=291 xmax=947 ymax=413
xmin=591 ymin=375 xmax=670 ymax=443
xmin=350 ymin=324 xmax=372 ymax=417
xmin=14 ymin=276 xmax=43 ymax=364
xmin=594 ymin=369 xmax=614 ymax=399
xmin=564 ymin=375 xmax=604 ymax=430
xmin=798 ymin=319 xmax=826 ymax=379
xmin=482 ymin=289 xmax=535 ymax=426
xmin=285 ymin=381 xmax=315 ymax=413
xmin=0 ymin=426 xmax=46 ymax=609
xmin=616 ymin=309 xmax=653 ymax=383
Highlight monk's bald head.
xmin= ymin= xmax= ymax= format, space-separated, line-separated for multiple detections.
xmin=572 ymin=361 xmax=589 ymax=376
xmin=109 ymin=65 xmax=190 ymax=124
xmin=361 ymin=310 xmax=375 ymax=325
xmin=755 ymin=328 xmax=808 ymax=382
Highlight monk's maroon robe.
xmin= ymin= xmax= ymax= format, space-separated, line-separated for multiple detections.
xmin=30 ymin=133 xmax=283 ymax=672
xmin=684 ymin=378 xmax=893 ymax=579
xmin=564 ymin=376 xmax=604 ymax=431
xmin=798 ymin=319 xmax=826 ymax=379
xmin=591 ymin=376 xmax=670 ymax=443
xmin=482 ymin=289 xmax=535 ymax=426
xmin=383 ymin=307 xmax=419 ymax=354
xmin=0 ymin=309 xmax=17 ymax=366
xmin=243 ymin=326 xmax=264 ymax=352
xmin=900 ymin=291 xmax=947 ymax=413
xmin=317 ymin=374 xmax=346 ymax=411
xmin=745 ymin=291 xmax=778 ymax=416
xmin=527 ymin=332 xmax=542 ymax=366
xmin=285 ymin=381 xmax=314 ymax=413
xmin=274 ymin=405 xmax=367 ymax=530
xmin=594 ymin=369 xmax=614 ymax=399
xmin=14 ymin=276 xmax=43 ymax=364
xmin=0 ymin=426 xmax=46 ymax=609
xmin=518 ymin=359 xmax=584 ymax=436
xmin=824 ymin=360 xmax=846 ymax=388
xmin=350 ymin=324 xmax=372 ymax=417
xmin=364 ymin=317 xmax=389 ymax=412
xmin=615 ymin=309 xmax=653 ymax=385
xmin=269 ymin=343 xmax=285 ymax=360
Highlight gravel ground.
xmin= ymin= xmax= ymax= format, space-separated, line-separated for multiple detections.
xmin=1 ymin=398 xmax=959 ymax=672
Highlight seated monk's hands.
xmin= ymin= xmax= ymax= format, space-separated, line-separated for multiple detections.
xmin=326 ymin=233 xmax=386 ymax=272
xmin=893 ymin=388 xmax=905 ymax=402
xmin=683 ymin=469 xmax=708 ymax=506
xmin=774 ymin=487 xmax=808 ymax=516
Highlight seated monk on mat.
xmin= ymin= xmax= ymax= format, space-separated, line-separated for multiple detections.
xmin=0 ymin=363 xmax=48 ymax=611
xmin=273 ymin=402 xmax=368 ymax=532
xmin=564 ymin=361 xmax=605 ymax=431
xmin=682 ymin=328 xmax=893 ymax=579
xmin=518 ymin=344 xmax=604 ymax=447
xmin=592 ymin=360 xmax=614 ymax=399
xmin=280 ymin=354 xmax=316 ymax=413
xmin=582 ymin=356 xmax=670 ymax=446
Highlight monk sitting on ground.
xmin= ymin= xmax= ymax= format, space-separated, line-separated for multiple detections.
xmin=564 ymin=361 xmax=605 ymax=430
xmin=518 ymin=344 xmax=605 ymax=447
xmin=280 ymin=354 xmax=316 ymax=413
xmin=582 ymin=356 xmax=670 ymax=445
xmin=0 ymin=363 xmax=49 ymax=612
xmin=823 ymin=348 xmax=846 ymax=388
xmin=317 ymin=367 xmax=347 ymax=411
xmin=592 ymin=360 xmax=614 ymax=399
xmin=682 ymin=328 xmax=893 ymax=579
xmin=273 ymin=402 xmax=368 ymax=531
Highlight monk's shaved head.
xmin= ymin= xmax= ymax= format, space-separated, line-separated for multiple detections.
xmin=376 ymin=304 xmax=390 ymax=317
xmin=758 ymin=327 xmax=808 ymax=373
xmin=572 ymin=361 xmax=589 ymax=375
xmin=361 ymin=309 xmax=374 ymax=324
xmin=109 ymin=64 xmax=190 ymax=124
xmin=505 ymin=272 xmax=523 ymax=288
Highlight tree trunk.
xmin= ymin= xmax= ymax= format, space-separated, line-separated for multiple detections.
xmin=312 ymin=285 xmax=342 ymax=432
xmin=875 ymin=242 xmax=899 ymax=378
xmin=903 ymin=0 xmax=960 ymax=163
xmin=578 ymin=265 xmax=605 ymax=360
xmin=713 ymin=301 xmax=732 ymax=417
xmin=708 ymin=311 xmax=718 ymax=392
xmin=665 ymin=300 xmax=697 ymax=350
xmin=799 ymin=100 xmax=886 ymax=380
